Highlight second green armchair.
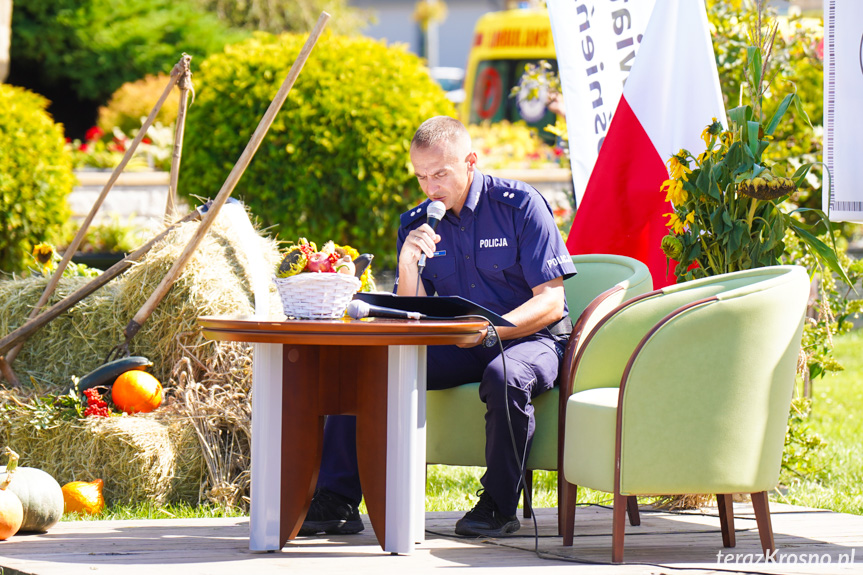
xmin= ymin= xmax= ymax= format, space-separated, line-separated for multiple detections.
xmin=560 ymin=265 xmax=811 ymax=562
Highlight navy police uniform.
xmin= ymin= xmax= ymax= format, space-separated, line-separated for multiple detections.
xmin=317 ymin=170 xmax=577 ymax=516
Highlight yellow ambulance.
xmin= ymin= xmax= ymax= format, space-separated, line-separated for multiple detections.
xmin=461 ymin=6 xmax=557 ymax=136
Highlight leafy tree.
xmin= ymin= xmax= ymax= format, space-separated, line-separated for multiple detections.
xmin=195 ymin=0 xmax=373 ymax=36
xmin=179 ymin=32 xmax=455 ymax=269
xmin=10 ymin=0 xmax=244 ymax=103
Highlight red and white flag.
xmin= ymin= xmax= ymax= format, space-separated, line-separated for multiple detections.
xmin=565 ymin=0 xmax=726 ymax=287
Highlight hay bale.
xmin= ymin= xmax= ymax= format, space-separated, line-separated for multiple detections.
xmin=0 ymin=401 xmax=203 ymax=504
xmin=0 ymin=276 xmax=121 ymax=388
xmin=0 ymin=206 xmax=280 ymax=508
xmin=1 ymin=207 xmax=280 ymax=386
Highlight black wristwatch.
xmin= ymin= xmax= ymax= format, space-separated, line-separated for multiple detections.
xmin=482 ymin=325 xmax=499 ymax=348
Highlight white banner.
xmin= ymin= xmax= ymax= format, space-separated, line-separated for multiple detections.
xmin=547 ymin=0 xmax=656 ymax=206
xmin=824 ymin=0 xmax=863 ymax=222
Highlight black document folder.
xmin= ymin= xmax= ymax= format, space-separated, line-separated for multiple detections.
xmin=352 ymin=293 xmax=515 ymax=327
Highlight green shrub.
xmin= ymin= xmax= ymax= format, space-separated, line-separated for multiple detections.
xmin=9 ymin=0 xmax=246 ymax=103
xmin=97 ymin=74 xmax=180 ymax=135
xmin=0 ymin=85 xmax=75 ymax=273
xmin=195 ymin=0 xmax=372 ymax=36
xmin=180 ymin=32 xmax=456 ymax=269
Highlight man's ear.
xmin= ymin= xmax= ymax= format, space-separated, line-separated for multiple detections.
xmin=466 ymin=151 xmax=478 ymax=170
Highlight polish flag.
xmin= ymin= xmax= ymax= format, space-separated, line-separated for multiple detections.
xmin=565 ymin=0 xmax=727 ymax=287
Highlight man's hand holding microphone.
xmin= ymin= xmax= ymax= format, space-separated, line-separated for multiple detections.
xmin=396 ymin=200 xmax=446 ymax=298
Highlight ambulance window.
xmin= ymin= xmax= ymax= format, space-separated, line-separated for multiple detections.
xmin=470 ymin=61 xmax=508 ymax=123
xmin=469 ymin=58 xmax=559 ymax=144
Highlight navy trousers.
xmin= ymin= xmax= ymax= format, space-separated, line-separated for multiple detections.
xmin=315 ymin=334 xmax=564 ymax=516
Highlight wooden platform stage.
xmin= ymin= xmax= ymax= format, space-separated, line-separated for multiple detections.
xmin=1 ymin=502 xmax=861 ymax=575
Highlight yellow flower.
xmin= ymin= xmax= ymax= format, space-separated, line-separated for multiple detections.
xmin=664 ymin=212 xmax=681 ymax=234
xmin=701 ymin=117 xmax=724 ymax=149
xmin=664 ymin=212 xmax=695 ymax=235
xmin=666 ymin=153 xmax=692 ymax=180
xmin=661 ymin=179 xmax=688 ymax=205
xmin=701 ymin=126 xmax=712 ymax=149
xmin=335 ymin=243 xmax=359 ymax=261
xmin=32 ymin=243 xmax=56 ymax=272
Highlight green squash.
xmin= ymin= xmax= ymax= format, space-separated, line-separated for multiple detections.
xmin=0 ymin=466 xmax=64 ymax=533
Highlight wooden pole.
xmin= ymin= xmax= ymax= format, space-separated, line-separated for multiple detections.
xmin=115 ymin=12 xmax=331 ymax=349
xmin=165 ymin=54 xmax=193 ymax=220
xmin=0 ymin=57 xmax=187 ymax=383
xmin=0 ymin=208 xmax=202 ymax=357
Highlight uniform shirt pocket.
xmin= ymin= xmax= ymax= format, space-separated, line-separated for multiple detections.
xmin=477 ymin=247 xmax=518 ymax=297
xmin=421 ymin=254 xmax=457 ymax=293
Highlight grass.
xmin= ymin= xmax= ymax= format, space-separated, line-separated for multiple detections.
xmin=61 ymin=330 xmax=862 ymax=521
xmin=424 ymin=467 xmax=615 ymax=513
xmin=775 ymin=328 xmax=863 ymax=514
xmin=62 ymin=501 xmax=245 ymax=522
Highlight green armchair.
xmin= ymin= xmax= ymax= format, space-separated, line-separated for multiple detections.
xmin=426 ymin=254 xmax=652 ymax=530
xmin=560 ymin=265 xmax=811 ymax=562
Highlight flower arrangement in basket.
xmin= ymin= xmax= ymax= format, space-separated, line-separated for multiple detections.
xmin=274 ymin=238 xmax=375 ymax=319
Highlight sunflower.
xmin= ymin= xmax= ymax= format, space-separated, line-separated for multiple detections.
xmin=661 ymin=178 xmax=688 ymax=205
xmin=32 ymin=243 xmax=56 ymax=272
xmin=665 ymin=153 xmax=692 ymax=180
xmin=664 ymin=211 xmax=695 ymax=235
xmin=700 ymin=117 xmax=724 ymax=149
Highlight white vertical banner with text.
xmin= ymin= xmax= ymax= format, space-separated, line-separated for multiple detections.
xmin=546 ymin=0 xmax=655 ymax=206
xmin=824 ymin=0 xmax=863 ymax=222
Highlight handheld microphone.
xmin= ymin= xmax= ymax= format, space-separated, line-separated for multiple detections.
xmin=346 ymin=300 xmax=426 ymax=320
xmin=417 ymin=200 xmax=446 ymax=273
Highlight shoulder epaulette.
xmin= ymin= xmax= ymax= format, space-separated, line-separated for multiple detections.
xmin=489 ymin=185 xmax=530 ymax=209
xmin=400 ymin=200 xmax=430 ymax=227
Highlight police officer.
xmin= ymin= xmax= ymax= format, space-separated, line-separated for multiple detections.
xmin=301 ymin=116 xmax=577 ymax=538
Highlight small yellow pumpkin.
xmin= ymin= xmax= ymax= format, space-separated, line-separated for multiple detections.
xmin=61 ymin=479 xmax=105 ymax=515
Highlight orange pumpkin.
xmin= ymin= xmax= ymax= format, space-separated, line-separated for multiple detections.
xmin=111 ymin=370 xmax=163 ymax=414
xmin=61 ymin=479 xmax=105 ymax=515
xmin=0 ymin=489 xmax=23 ymax=540
xmin=1 ymin=447 xmax=24 ymax=540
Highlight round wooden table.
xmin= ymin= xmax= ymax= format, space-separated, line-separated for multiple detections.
xmin=199 ymin=315 xmax=486 ymax=554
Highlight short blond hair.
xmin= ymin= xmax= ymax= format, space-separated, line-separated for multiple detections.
xmin=411 ymin=116 xmax=471 ymax=152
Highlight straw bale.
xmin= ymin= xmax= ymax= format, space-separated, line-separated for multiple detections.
xmin=1 ymin=207 xmax=280 ymax=387
xmin=0 ymin=206 xmax=281 ymax=508
xmin=0 ymin=276 xmax=122 ymax=389
xmin=651 ymin=493 xmax=715 ymax=510
xmin=0 ymin=397 xmax=203 ymax=504
xmin=111 ymin=210 xmax=280 ymax=384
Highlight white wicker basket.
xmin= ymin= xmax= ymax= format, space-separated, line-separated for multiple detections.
xmin=274 ymin=273 xmax=361 ymax=319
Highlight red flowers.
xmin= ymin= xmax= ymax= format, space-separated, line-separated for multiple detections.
xmin=84 ymin=126 xmax=105 ymax=142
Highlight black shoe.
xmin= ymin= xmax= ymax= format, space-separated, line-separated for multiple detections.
xmin=454 ymin=490 xmax=520 ymax=537
xmin=298 ymin=489 xmax=365 ymax=535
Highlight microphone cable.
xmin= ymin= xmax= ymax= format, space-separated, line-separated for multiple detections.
xmin=407 ymin=203 xmax=534 ymax=542
xmin=407 ymin=281 xmax=535 ymax=542
xmin=454 ymin=314 xmax=536 ymax=551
